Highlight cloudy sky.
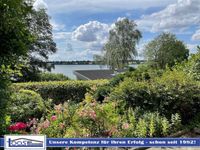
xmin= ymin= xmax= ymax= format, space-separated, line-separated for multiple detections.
xmin=34 ymin=0 xmax=200 ymax=61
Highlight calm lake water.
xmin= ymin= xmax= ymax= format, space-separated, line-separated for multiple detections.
xmin=50 ymin=64 xmax=137 ymax=79
xmin=50 ymin=65 xmax=108 ymax=79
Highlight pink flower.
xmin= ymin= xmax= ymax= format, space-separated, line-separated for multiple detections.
xmin=89 ymin=110 xmax=96 ymax=120
xmin=51 ymin=115 xmax=57 ymax=121
xmin=27 ymin=118 xmax=38 ymax=127
xmin=122 ymin=123 xmax=130 ymax=129
xmin=43 ymin=119 xmax=50 ymax=128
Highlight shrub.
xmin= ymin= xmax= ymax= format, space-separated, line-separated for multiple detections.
xmin=110 ymin=70 xmax=200 ymax=124
xmin=38 ymin=72 xmax=70 ymax=81
xmin=176 ymin=52 xmax=200 ymax=81
xmin=93 ymin=64 xmax=164 ymax=103
xmin=109 ymin=73 xmax=126 ymax=87
xmin=0 ymin=77 xmax=10 ymax=134
xmin=8 ymin=90 xmax=46 ymax=122
xmin=93 ymin=85 xmax=111 ymax=102
xmin=34 ymin=94 xmax=180 ymax=138
xmin=12 ymin=80 xmax=108 ymax=104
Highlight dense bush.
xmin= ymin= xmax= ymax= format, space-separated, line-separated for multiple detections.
xmin=38 ymin=72 xmax=70 ymax=81
xmin=12 ymin=80 xmax=108 ymax=104
xmin=94 ymin=85 xmax=111 ymax=102
xmin=0 ymin=76 xmax=10 ymax=134
xmin=93 ymin=65 xmax=163 ymax=102
xmin=8 ymin=90 xmax=46 ymax=122
xmin=176 ymin=52 xmax=200 ymax=81
xmin=33 ymin=93 xmax=181 ymax=138
xmin=110 ymin=69 xmax=200 ymax=124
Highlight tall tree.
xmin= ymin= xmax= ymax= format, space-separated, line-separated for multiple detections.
xmin=17 ymin=8 xmax=57 ymax=82
xmin=144 ymin=32 xmax=189 ymax=69
xmin=0 ymin=0 xmax=34 ymax=134
xmin=96 ymin=18 xmax=142 ymax=70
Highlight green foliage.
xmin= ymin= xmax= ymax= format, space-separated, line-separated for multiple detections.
xmin=144 ymin=32 xmax=189 ymax=69
xmin=149 ymin=114 xmax=156 ymax=137
xmin=0 ymin=0 xmax=34 ymax=65
xmin=176 ymin=50 xmax=200 ymax=81
xmin=35 ymin=94 xmax=120 ymax=138
xmin=136 ymin=118 xmax=147 ymax=137
xmin=171 ymin=113 xmax=182 ymax=132
xmin=8 ymin=90 xmax=46 ymax=122
xmin=0 ymin=0 xmax=34 ymax=135
xmin=109 ymin=73 xmax=126 ymax=87
xmin=93 ymin=70 xmax=137 ymax=102
xmin=94 ymin=85 xmax=111 ymax=102
xmin=187 ymin=112 xmax=200 ymax=129
xmin=15 ymin=72 xmax=70 ymax=82
xmin=36 ymin=102 xmax=78 ymax=137
xmin=35 ymin=94 xmax=180 ymax=138
xmin=17 ymin=8 xmax=57 ymax=82
xmin=161 ymin=118 xmax=170 ymax=136
xmin=0 ymin=77 xmax=11 ymax=134
xmin=95 ymin=18 xmax=142 ymax=70
xmin=110 ymin=69 xmax=200 ymax=124
xmin=13 ymin=80 xmax=108 ymax=104
xmin=129 ymin=64 xmax=164 ymax=81
xmin=38 ymin=72 xmax=70 ymax=81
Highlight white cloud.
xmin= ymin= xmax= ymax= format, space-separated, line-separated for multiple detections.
xmin=53 ymin=32 xmax=71 ymax=40
xmin=33 ymin=0 xmax=48 ymax=10
xmin=187 ymin=43 xmax=198 ymax=53
xmin=49 ymin=30 xmax=103 ymax=61
xmin=46 ymin=0 xmax=175 ymax=14
xmin=192 ymin=29 xmax=200 ymax=41
xmin=72 ymin=18 xmax=131 ymax=51
xmin=137 ymin=0 xmax=200 ymax=33
xmin=72 ymin=21 xmax=109 ymax=42
xmin=51 ymin=21 xmax=66 ymax=31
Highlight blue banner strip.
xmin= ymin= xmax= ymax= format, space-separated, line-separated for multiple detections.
xmin=1 ymin=138 xmax=200 ymax=147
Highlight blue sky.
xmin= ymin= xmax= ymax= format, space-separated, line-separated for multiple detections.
xmin=34 ymin=0 xmax=200 ymax=61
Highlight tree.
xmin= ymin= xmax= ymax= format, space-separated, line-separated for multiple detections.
xmin=96 ymin=18 xmax=142 ymax=70
xmin=144 ymin=32 xmax=189 ymax=69
xmin=197 ymin=45 xmax=200 ymax=53
xmin=0 ymin=0 xmax=34 ymax=134
xmin=17 ymin=8 xmax=57 ymax=82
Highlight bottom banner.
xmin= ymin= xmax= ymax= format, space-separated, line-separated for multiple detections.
xmin=47 ymin=138 xmax=200 ymax=147
xmin=1 ymin=138 xmax=200 ymax=148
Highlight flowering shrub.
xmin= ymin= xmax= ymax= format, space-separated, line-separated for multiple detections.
xmin=34 ymin=102 xmax=78 ymax=137
xmin=68 ymin=93 xmax=120 ymax=137
xmin=8 ymin=122 xmax=27 ymax=132
xmin=33 ymin=93 xmax=182 ymax=138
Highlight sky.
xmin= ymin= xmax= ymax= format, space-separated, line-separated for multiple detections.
xmin=33 ymin=0 xmax=200 ymax=61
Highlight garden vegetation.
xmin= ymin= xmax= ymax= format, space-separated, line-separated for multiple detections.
xmin=1 ymin=0 xmax=200 ymax=143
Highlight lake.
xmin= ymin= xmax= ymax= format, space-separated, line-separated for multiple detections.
xmin=50 ymin=65 xmax=108 ymax=79
xmin=50 ymin=64 xmax=137 ymax=79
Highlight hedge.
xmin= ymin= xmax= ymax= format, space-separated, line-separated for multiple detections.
xmin=12 ymin=80 xmax=108 ymax=104
xmin=110 ymin=70 xmax=200 ymax=124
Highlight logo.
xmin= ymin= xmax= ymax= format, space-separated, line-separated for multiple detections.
xmin=5 ymin=135 xmax=46 ymax=150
